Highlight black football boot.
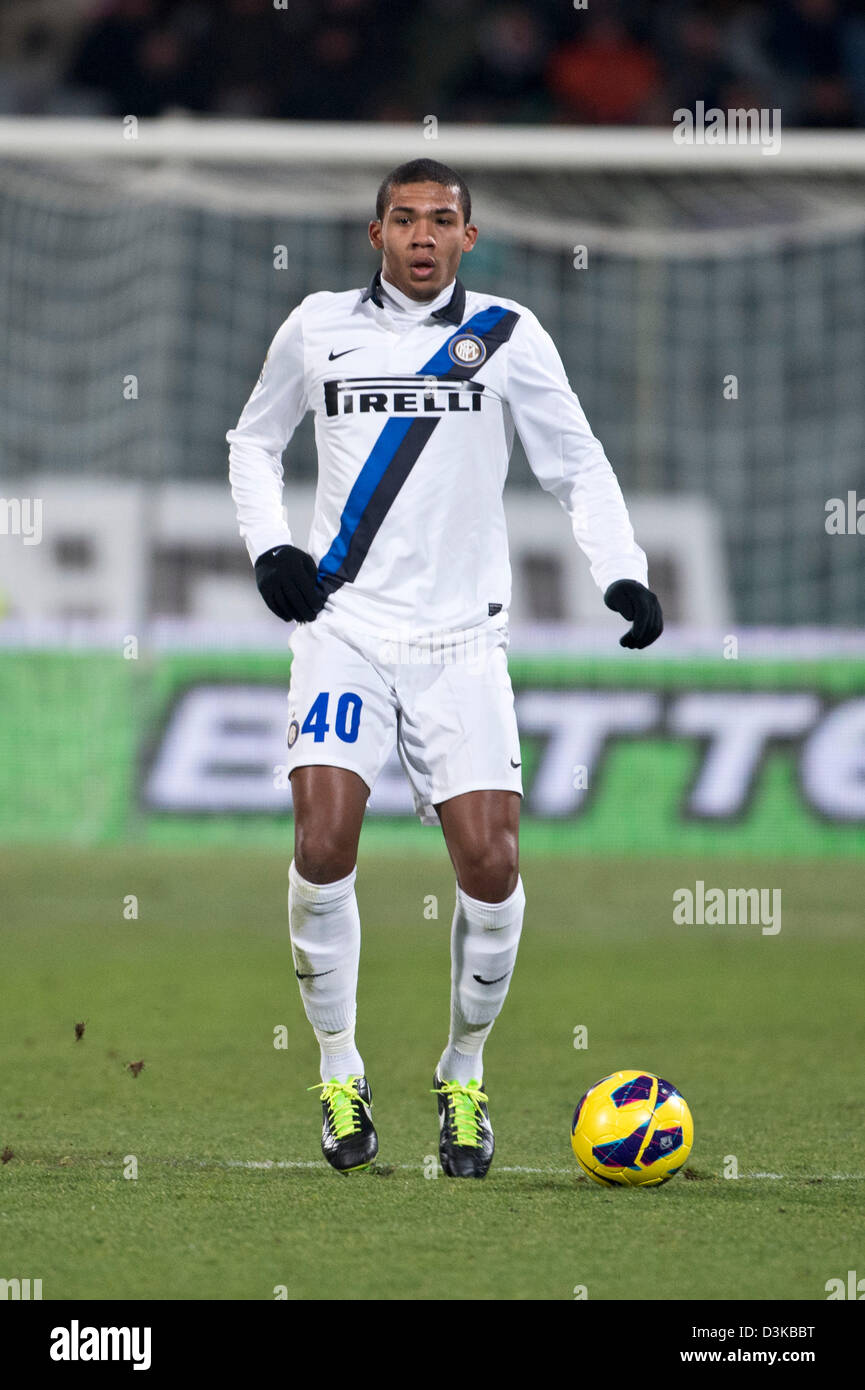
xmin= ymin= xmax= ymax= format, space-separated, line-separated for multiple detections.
xmin=311 ymin=1076 xmax=378 ymax=1173
xmin=433 ymin=1073 xmax=494 ymax=1178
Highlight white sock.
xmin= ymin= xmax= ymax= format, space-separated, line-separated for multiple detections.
xmin=313 ymin=1023 xmax=365 ymax=1086
xmin=437 ymin=876 xmax=526 ymax=1087
xmin=288 ymin=860 xmax=364 ymax=1078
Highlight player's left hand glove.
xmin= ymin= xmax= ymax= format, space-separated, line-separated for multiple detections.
xmin=603 ymin=579 xmax=664 ymax=650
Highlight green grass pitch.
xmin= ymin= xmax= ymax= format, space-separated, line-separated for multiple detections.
xmin=1 ymin=845 xmax=863 ymax=1301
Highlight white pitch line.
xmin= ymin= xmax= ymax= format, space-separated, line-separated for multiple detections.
xmin=743 ymin=1171 xmax=865 ymax=1181
xmin=75 ymin=1157 xmax=865 ymax=1180
xmin=223 ymin=1159 xmax=573 ymax=1174
xmin=222 ymin=1160 xmax=865 ymax=1179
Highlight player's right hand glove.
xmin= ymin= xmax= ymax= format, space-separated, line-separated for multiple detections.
xmin=254 ymin=544 xmax=327 ymax=623
xmin=603 ymin=579 xmax=664 ymax=649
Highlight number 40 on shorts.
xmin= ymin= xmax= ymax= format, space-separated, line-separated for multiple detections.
xmin=301 ymin=691 xmax=363 ymax=744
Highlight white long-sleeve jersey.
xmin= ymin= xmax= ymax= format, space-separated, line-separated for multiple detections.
xmin=227 ymin=269 xmax=648 ymax=639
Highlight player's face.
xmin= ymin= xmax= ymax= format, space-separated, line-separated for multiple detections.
xmin=369 ymin=181 xmax=478 ymax=301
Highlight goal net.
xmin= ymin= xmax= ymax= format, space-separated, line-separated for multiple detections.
xmin=1 ymin=120 xmax=863 ymax=626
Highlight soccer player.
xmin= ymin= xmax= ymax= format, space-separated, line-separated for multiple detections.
xmin=228 ymin=158 xmax=662 ymax=1178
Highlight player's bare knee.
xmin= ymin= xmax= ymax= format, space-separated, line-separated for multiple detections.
xmin=458 ymin=838 xmax=519 ymax=903
xmin=294 ymin=825 xmax=357 ymax=885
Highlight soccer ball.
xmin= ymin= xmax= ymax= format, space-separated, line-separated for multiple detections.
xmin=571 ymin=1070 xmax=693 ymax=1187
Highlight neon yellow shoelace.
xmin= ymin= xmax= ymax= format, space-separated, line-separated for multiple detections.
xmin=433 ymin=1079 xmax=488 ymax=1148
xmin=308 ymin=1078 xmax=363 ymax=1139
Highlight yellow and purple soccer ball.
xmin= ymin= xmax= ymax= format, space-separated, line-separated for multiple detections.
xmin=571 ymin=1070 xmax=693 ymax=1187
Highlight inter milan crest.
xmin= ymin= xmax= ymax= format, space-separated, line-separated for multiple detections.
xmin=447 ymin=333 xmax=486 ymax=366
xmin=287 ymin=719 xmax=299 ymax=748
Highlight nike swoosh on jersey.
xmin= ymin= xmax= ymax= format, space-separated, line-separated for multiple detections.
xmin=317 ymin=306 xmax=520 ymax=594
xmin=328 ymin=347 xmax=360 ymax=360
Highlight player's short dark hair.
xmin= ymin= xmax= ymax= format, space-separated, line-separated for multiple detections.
xmin=375 ymin=159 xmax=471 ymax=225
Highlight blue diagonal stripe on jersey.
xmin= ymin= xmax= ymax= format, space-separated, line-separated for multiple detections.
xmin=317 ymin=416 xmax=415 ymax=580
xmin=317 ymin=304 xmax=518 ymax=591
xmin=414 ymin=304 xmax=512 ymax=379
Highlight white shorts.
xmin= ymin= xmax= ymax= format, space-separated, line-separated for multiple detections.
xmin=284 ymin=613 xmax=523 ymax=825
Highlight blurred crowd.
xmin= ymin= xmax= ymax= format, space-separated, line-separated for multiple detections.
xmin=2 ymin=0 xmax=865 ymax=127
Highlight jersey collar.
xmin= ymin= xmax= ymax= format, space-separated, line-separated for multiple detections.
xmin=361 ymin=268 xmax=465 ymax=326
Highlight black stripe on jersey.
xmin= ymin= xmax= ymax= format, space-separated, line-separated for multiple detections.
xmin=323 ymin=418 xmax=439 ymax=590
xmin=434 ymin=310 xmax=521 ymax=381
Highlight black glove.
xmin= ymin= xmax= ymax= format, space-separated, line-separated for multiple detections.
xmin=254 ymin=545 xmax=327 ymax=623
xmin=603 ymin=579 xmax=663 ymax=650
